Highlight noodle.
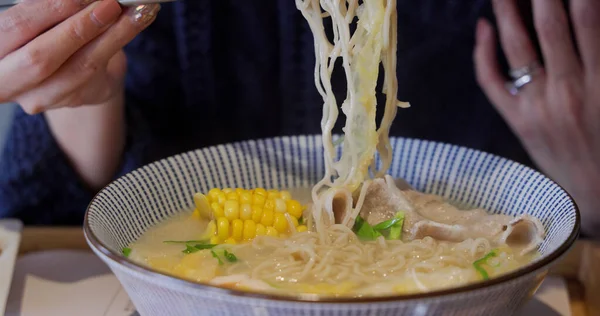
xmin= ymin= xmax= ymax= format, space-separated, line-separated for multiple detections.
xmin=127 ymin=0 xmax=543 ymax=297
xmin=296 ymin=0 xmax=409 ymax=238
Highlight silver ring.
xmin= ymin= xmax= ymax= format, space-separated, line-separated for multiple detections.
xmin=505 ymin=60 xmax=543 ymax=95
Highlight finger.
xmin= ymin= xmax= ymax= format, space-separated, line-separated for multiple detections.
xmin=571 ymin=0 xmax=600 ymax=74
xmin=532 ymin=0 xmax=580 ymax=79
xmin=0 ymin=0 xmax=95 ymax=58
xmin=57 ymin=51 xmax=127 ymax=108
xmin=492 ymin=0 xmax=539 ymax=69
xmin=0 ymin=0 xmax=122 ymax=102
xmin=16 ymin=4 xmax=160 ymax=114
xmin=474 ymin=19 xmax=514 ymax=110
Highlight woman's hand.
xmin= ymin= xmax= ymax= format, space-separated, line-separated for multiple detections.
xmin=474 ymin=0 xmax=600 ymax=236
xmin=0 ymin=0 xmax=160 ymax=114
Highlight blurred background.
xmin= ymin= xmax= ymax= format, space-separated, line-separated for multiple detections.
xmin=0 ymin=103 xmax=15 ymax=159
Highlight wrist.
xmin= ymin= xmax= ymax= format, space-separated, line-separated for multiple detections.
xmin=45 ymin=92 xmax=126 ymax=191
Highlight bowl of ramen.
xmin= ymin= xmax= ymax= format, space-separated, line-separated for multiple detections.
xmin=84 ymin=1 xmax=578 ymax=315
xmin=84 ymin=135 xmax=579 ymax=316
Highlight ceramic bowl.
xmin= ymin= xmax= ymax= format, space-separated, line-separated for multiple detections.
xmin=84 ymin=136 xmax=579 ymax=316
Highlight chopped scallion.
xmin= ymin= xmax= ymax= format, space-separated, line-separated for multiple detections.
xmin=163 ymin=240 xmax=208 ymax=244
xmin=223 ymin=250 xmax=238 ymax=263
xmin=182 ymin=243 xmax=217 ymax=254
xmin=353 ymin=216 xmax=382 ymax=241
xmin=211 ymin=250 xmax=224 ymax=265
xmin=122 ymin=247 xmax=132 ymax=257
xmin=473 ymin=249 xmax=498 ymax=280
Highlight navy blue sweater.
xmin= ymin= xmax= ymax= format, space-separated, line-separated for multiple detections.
xmin=0 ymin=0 xmax=533 ymax=225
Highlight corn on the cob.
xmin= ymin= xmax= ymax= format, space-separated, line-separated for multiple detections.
xmin=192 ymin=188 xmax=305 ymax=244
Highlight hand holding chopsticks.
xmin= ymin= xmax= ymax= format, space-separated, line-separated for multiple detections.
xmin=0 ymin=0 xmax=163 ymax=113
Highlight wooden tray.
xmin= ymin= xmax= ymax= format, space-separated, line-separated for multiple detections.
xmin=17 ymin=227 xmax=600 ymax=316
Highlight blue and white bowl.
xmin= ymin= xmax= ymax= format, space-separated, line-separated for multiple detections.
xmin=84 ymin=136 xmax=580 ymax=316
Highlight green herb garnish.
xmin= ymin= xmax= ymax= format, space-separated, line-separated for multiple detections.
xmin=182 ymin=243 xmax=217 ymax=254
xmin=223 ymin=250 xmax=238 ymax=263
xmin=372 ymin=217 xmax=402 ymax=231
xmin=211 ymin=250 xmax=224 ymax=265
xmin=353 ymin=216 xmax=382 ymax=241
xmin=122 ymin=247 xmax=132 ymax=257
xmin=387 ymin=212 xmax=405 ymax=240
xmin=353 ymin=212 xmax=405 ymax=241
xmin=210 ymin=249 xmax=238 ymax=264
xmin=473 ymin=250 xmax=498 ymax=280
xmin=164 ymin=240 xmax=208 ymax=244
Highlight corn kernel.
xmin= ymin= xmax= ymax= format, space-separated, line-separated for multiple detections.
xmin=193 ymin=193 xmax=213 ymax=219
xmin=297 ymin=225 xmax=308 ymax=233
xmin=266 ymin=226 xmax=279 ymax=237
xmin=208 ymin=188 xmax=221 ymax=201
xmin=251 ymin=206 xmax=264 ymax=223
xmin=254 ymin=188 xmax=267 ymax=196
xmin=240 ymin=203 xmax=253 ymax=221
xmin=216 ymin=192 xmax=227 ymax=205
xmin=280 ymin=190 xmax=292 ymax=200
xmin=224 ymin=200 xmax=239 ymax=221
xmin=243 ymin=220 xmax=256 ymax=240
xmin=275 ymin=198 xmax=287 ymax=213
xmin=200 ymin=220 xmax=217 ymax=240
xmin=224 ymin=237 xmax=237 ymax=245
xmin=286 ymin=200 xmax=303 ymax=218
xmin=267 ymin=189 xmax=280 ymax=199
xmin=252 ymin=194 xmax=266 ymax=207
xmin=240 ymin=191 xmax=253 ymax=204
xmin=256 ymin=223 xmax=267 ymax=236
xmin=211 ymin=202 xmax=225 ymax=218
xmin=191 ymin=209 xmax=201 ymax=220
xmin=288 ymin=214 xmax=299 ymax=227
xmin=222 ymin=188 xmax=234 ymax=194
xmin=231 ymin=219 xmax=244 ymax=241
xmin=226 ymin=192 xmax=239 ymax=201
xmin=264 ymin=199 xmax=275 ymax=211
xmin=273 ymin=212 xmax=288 ymax=233
xmin=261 ymin=209 xmax=275 ymax=226
xmin=210 ymin=235 xmax=220 ymax=244
xmin=235 ymin=188 xmax=245 ymax=195
xmin=217 ymin=217 xmax=230 ymax=241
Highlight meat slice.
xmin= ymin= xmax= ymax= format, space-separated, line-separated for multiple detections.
xmin=499 ymin=215 xmax=545 ymax=255
xmin=357 ymin=175 xmax=414 ymax=226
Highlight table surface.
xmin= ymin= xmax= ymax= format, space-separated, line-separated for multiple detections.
xmin=16 ymin=227 xmax=600 ymax=316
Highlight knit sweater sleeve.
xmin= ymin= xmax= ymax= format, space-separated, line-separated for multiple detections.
xmin=0 ymin=6 xmax=182 ymax=225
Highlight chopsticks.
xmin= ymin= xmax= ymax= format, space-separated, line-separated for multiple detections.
xmin=0 ymin=0 xmax=177 ymax=10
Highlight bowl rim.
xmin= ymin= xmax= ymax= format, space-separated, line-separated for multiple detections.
xmin=83 ymin=135 xmax=581 ymax=304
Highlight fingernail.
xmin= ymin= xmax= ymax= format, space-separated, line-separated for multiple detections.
xmin=129 ymin=4 xmax=161 ymax=24
xmin=91 ymin=0 xmax=123 ymax=27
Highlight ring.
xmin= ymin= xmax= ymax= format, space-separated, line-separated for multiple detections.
xmin=505 ymin=61 xmax=543 ymax=96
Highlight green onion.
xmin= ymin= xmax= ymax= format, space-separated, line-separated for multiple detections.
xmin=372 ymin=218 xmax=401 ymax=231
xmin=354 ymin=212 xmax=405 ymax=241
xmin=209 ymin=249 xmax=238 ymax=264
xmin=163 ymin=240 xmax=208 ymax=244
xmin=211 ymin=250 xmax=224 ymax=265
xmin=223 ymin=250 xmax=238 ymax=263
xmin=388 ymin=212 xmax=405 ymax=240
xmin=182 ymin=243 xmax=217 ymax=254
xmin=473 ymin=250 xmax=498 ymax=280
xmin=122 ymin=247 xmax=132 ymax=257
xmin=353 ymin=216 xmax=382 ymax=241
xmin=298 ymin=217 xmax=305 ymax=225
